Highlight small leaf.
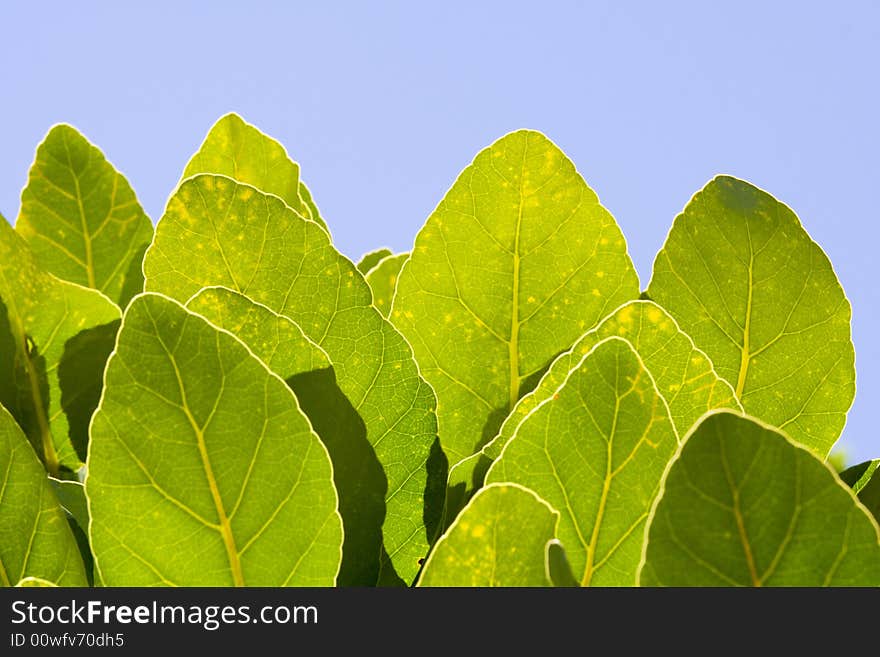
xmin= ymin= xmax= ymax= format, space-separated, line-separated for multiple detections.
xmin=487 ymin=338 xmax=678 ymax=586
xmin=86 ymin=293 xmax=342 ymax=586
xmin=366 ymin=252 xmax=409 ymax=317
xmin=393 ymin=130 xmax=639 ymax=466
xmin=16 ymin=124 xmax=154 ymax=307
xmin=639 ymin=411 xmax=880 ymax=586
xmin=49 ymin=478 xmax=89 ymax=533
xmin=417 ymin=483 xmax=558 ymax=587
xmin=647 ymin=176 xmax=854 ymax=457
xmin=144 ymin=175 xmax=441 ymax=585
xmin=839 ymin=460 xmax=880 ymax=524
xmin=356 ymin=248 xmax=392 ymax=274
xmin=545 ymin=539 xmax=578 ymax=587
xmin=187 ymin=286 xmax=390 ymax=586
xmin=0 ymin=217 xmax=120 ymax=474
xmin=183 ymin=112 xmax=329 ymax=233
xmin=0 ymin=403 xmax=87 ymax=587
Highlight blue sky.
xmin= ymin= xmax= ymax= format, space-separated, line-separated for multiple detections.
xmin=1 ymin=1 xmax=878 ymax=462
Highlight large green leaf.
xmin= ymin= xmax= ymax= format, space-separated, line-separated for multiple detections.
xmin=417 ymin=483 xmax=558 ymax=587
xmin=0 ymin=217 xmax=120 ymax=474
xmin=356 ymin=248 xmax=392 ymax=274
xmin=186 ymin=286 xmax=390 ymax=585
xmin=143 ymin=175 xmax=441 ymax=585
xmin=0 ymin=404 xmax=87 ymax=587
xmin=647 ymin=176 xmax=854 ymax=457
xmin=16 ymin=124 xmax=153 ymax=308
xmin=639 ymin=411 xmax=880 ymax=586
xmin=86 ymin=293 xmax=342 ymax=586
xmin=840 ymin=460 xmax=880 ymax=524
xmin=447 ymin=300 xmax=738 ymax=528
xmin=392 ymin=130 xmax=639 ymax=466
xmin=366 ymin=252 xmax=409 ymax=317
xmin=182 ymin=112 xmax=329 ymax=233
xmin=486 ymin=337 xmax=677 ymax=586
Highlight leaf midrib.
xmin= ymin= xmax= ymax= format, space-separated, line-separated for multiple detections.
xmin=62 ymin=131 xmax=96 ymax=290
xmin=508 ymin=138 xmax=528 ymax=411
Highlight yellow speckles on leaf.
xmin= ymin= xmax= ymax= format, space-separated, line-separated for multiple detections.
xmin=444 ymin=313 xmax=453 ymax=324
xmin=617 ymin=304 xmax=635 ymax=326
xmin=527 ymin=296 xmax=536 ymax=304
xmin=646 ymin=306 xmax=663 ymax=324
xmin=592 ymin=289 xmax=601 ymax=297
xmin=471 ymin=525 xmax=486 ymax=539
xmin=600 ymin=237 xmax=609 ymax=246
xmin=596 ymin=271 xmax=605 ymax=279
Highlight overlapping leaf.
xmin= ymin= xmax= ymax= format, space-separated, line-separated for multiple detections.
xmin=0 ymin=217 xmax=120 ymax=474
xmin=16 ymin=124 xmax=153 ymax=308
xmin=357 ymin=248 xmax=392 ymax=274
xmin=417 ymin=483 xmax=558 ymax=587
xmin=143 ymin=175 xmax=440 ymax=585
xmin=640 ymin=411 xmax=880 ymax=586
xmin=392 ymin=130 xmax=639 ymax=466
xmin=840 ymin=459 xmax=880 ymax=524
xmin=487 ymin=338 xmax=678 ymax=585
xmin=0 ymin=404 xmax=87 ymax=587
xmin=647 ymin=176 xmax=854 ymax=457
xmin=182 ymin=112 xmax=329 ymax=233
xmin=87 ymin=293 xmax=342 ymax=586
xmin=366 ymin=252 xmax=409 ymax=317
xmin=187 ymin=286 xmax=390 ymax=585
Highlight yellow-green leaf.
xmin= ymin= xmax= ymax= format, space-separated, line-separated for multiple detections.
xmin=366 ymin=252 xmax=408 ymax=317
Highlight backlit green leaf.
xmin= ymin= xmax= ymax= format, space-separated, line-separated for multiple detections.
xmin=16 ymin=124 xmax=154 ymax=308
xmin=86 ymin=293 xmax=342 ymax=586
xmin=392 ymin=130 xmax=639 ymax=466
xmin=366 ymin=252 xmax=409 ymax=317
xmin=186 ymin=286 xmax=393 ymax=585
xmin=0 ymin=217 xmax=120 ymax=474
xmin=15 ymin=577 xmax=58 ymax=587
xmin=839 ymin=460 xmax=880 ymax=524
xmin=0 ymin=403 xmax=87 ymax=587
xmin=447 ymin=300 xmax=739 ymax=525
xmin=357 ymin=248 xmax=392 ymax=274
xmin=49 ymin=477 xmax=89 ymax=533
xmin=544 ymin=539 xmax=578 ymax=587
xmin=639 ymin=411 xmax=880 ymax=586
xmin=647 ymin=176 xmax=854 ymax=457
xmin=143 ymin=175 xmax=441 ymax=585
xmin=487 ymin=337 xmax=677 ymax=585
xmin=417 ymin=483 xmax=558 ymax=587
xmin=182 ymin=112 xmax=329 ymax=233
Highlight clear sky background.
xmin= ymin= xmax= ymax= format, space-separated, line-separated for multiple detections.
xmin=1 ymin=1 xmax=878 ymax=463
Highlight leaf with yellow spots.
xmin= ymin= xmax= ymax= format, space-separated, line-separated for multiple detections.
xmin=182 ymin=113 xmax=329 ymax=234
xmin=446 ymin=300 xmax=740 ymax=524
xmin=486 ymin=338 xmax=677 ymax=586
xmin=86 ymin=293 xmax=342 ymax=586
xmin=143 ymin=175 xmax=441 ymax=585
xmin=647 ymin=176 xmax=854 ymax=457
xmin=366 ymin=252 xmax=409 ymax=317
xmin=417 ymin=483 xmax=558 ymax=587
xmin=16 ymin=124 xmax=154 ymax=308
xmin=392 ymin=130 xmax=639 ymax=467
xmin=640 ymin=411 xmax=880 ymax=586
xmin=0 ymin=217 xmax=120 ymax=475
xmin=0 ymin=403 xmax=88 ymax=587
xmin=186 ymin=286 xmax=399 ymax=586
xmin=356 ymin=248 xmax=392 ymax=274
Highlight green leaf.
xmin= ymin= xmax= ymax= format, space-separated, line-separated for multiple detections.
xmin=16 ymin=124 xmax=154 ymax=308
xmin=639 ymin=411 xmax=880 ymax=586
xmin=447 ymin=300 xmax=738 ymax=529
xmin=186 ymin=286 xmax=392 ymax=585
xmin=417 ymin=483 xmax=558 ymax=587
xmin=366 ymin=252 xmax=409 ymax=317
xmin=392 ymin=130 xmax=640 ymax=466
xmin=49 ymin=477 xmax=89 ymax=533
xmin=839 ymin=460 xmax=880 ymax=524
xmin=86 ymin=293 xmax=342 ymax=586
xmin=143 ymin=175 xmax=441 ymax=585
xmin=182 ymin=112 xmax=329 ymax=233
xmin=488 ymin=299 xmax=740 ymax=460
xmin=647 ymin=176 xmax=854 ymax=457
xmin=0 ymin=217 xmax=120 ymax=474
xmin=0 ymin=403 xmax=87 ymax=587
xmin=486 ymin=337 xmax=678 ymax=586
xmin=356 ymin=248 xmax=392 ymax=274
xmin=15 ymin=577 xmax=58 ymax=587
xmin=544 ymin=539 xmax=578 ymax=587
